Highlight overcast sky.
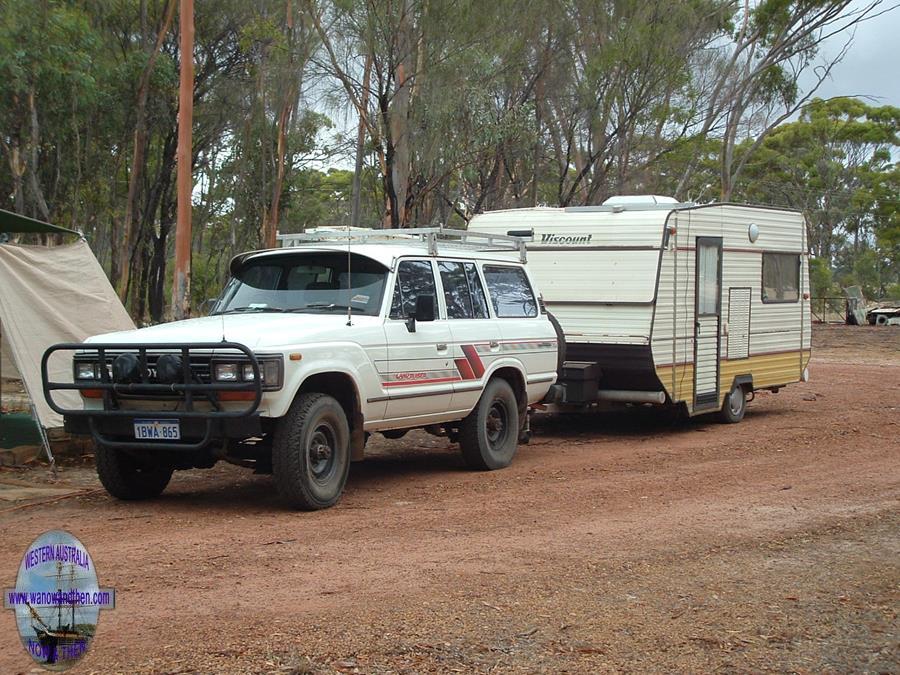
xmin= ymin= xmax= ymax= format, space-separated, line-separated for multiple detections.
xmin=799 ymin=1 xmax=900 ymax=107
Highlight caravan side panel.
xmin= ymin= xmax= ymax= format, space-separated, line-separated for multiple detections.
xmin=653 ymin=205 xmax=810 ymax=414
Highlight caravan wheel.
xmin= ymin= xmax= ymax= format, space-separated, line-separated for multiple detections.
xmin=718 ymin=384 xmax=747 ymax=424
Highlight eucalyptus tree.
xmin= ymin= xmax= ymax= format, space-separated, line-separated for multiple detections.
xmin=738 ymin=97 xmax=899 ymax=295
xmin=0 ymin=0 xmax=104 ymax=225
xmin=538 ymin=0 xmax=731 ymax=206
xmin=672 ymin=0 xmax=890 ymax=201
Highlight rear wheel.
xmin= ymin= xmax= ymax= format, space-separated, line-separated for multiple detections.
xmin=718 ymin=383 xmax=747 ymax=424
xmin=95 ymin=445 xmax=173 ymax=500
xmin=459 ymin=378 xmax=520 ymax=470
xmin=273 ymin=393 xmax=350 ymax=510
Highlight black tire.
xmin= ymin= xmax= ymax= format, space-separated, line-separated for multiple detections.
xmin=272 ymin=393 xmax=350 ymax=510
xmin=381 ymin=428 xmax=409 ymax=440
xmin=459 ymin=378 xmax=520 ymax=470
xmin=875 ymin=314 xmax=889 ymax=325
xmin=95 ymin=444 xmax=173 ymax=500
xmin=547 ymin=311 xmax=566 ymax=375
xmin=718 ymin=383 xmax=747 ymax=424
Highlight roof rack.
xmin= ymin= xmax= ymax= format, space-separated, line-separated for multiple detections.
xmin=277 ymin=227 xmax=528 ymax=263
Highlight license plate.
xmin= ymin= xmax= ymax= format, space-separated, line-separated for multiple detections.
xmin=133 ymin=419 xmax=181 ymax=441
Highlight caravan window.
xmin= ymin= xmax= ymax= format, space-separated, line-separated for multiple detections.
xmin=697 ymin=242 xmax=721 ymax=315
xmin=762 ymin=253 xmax=800 ymax=303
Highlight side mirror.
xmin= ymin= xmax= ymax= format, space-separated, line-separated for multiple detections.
xmin=405 ymin=294 xmax=436 ymax=333
xmin=415 ymin=295 xmax=436 ymax=322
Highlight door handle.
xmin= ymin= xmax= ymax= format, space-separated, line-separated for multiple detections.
xmin=436 ymin=343 xmax=448 ymax=352
xmin=489 ymin=340 xmax=500 ymax=351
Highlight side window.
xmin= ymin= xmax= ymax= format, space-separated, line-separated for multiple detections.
xmin=240 ymin=264 xmax=282 ymax=290
xmin=389 ymin=260 xmax=437 ymax=319
xmin=762 ymin=253 xmax=800 ymax=303
xmin=465 ymin=263 xmax=490 ymax=318
xmin=438 ymin=261 xmax=489 ymax=319
xmin=482 ymin=265 xmax=538 ymax=318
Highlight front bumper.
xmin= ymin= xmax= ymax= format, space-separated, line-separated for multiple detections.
xmin=43 ymin=341 xmax=266 ymax=451
xmin=63 ymin=414 xmax=264 ymax=451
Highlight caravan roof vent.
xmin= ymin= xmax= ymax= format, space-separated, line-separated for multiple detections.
xmin=601 ymin=195 xmax=679 ymax=206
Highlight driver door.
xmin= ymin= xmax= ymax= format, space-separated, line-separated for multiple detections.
xmin=383 ymin=259 xmax=455 ymax=421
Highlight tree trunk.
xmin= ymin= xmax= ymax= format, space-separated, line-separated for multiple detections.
xmin=119 ymin=0 xmax=177 ymax=303
xmin=26 ymin=90 xmax=51 ymax=222
xmin=149 ymin=225 xmax=170 ymax=323
xmin=388 ymin=0 xmax=415 ymax=228
xmin=350 ymin=52 xmax=373 ymax=228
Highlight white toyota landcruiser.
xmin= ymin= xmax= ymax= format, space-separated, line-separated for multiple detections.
xmin=42 ymin=229 xmax=561 ymax=510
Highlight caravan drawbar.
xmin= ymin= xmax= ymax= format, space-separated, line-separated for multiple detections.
xmin=471 ymin=199 xmax=811 ymax=421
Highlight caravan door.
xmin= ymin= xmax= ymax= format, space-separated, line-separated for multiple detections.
xmin=693 ymin=237 xmax=722 ymax=410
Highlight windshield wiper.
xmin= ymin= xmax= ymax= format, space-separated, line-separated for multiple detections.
xmin=295 ymin=303 xmax=352 ymax=311
xmin=214 ymin=306 xmax=288 ymax=315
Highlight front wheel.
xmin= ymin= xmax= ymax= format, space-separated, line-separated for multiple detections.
xmin=95 ymin=445 xmax=173 ymax=500
xmin=459 ymin=378 xmax=520 ymax=470
xmin=273 ymin=393 xmax=351 ymax=510
xmin=718 ymin=383 xmax=747 ymax=424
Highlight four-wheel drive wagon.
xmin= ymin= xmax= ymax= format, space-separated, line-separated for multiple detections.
xmin=42 ymin=229 xmax=560 ymax=510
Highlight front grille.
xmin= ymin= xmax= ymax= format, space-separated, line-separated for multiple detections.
xmin=45 ymin=341 xmax=263 ymax=424
xmin=76 ymin=351 xmax=214 ymax=398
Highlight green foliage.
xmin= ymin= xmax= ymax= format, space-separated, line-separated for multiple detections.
xmin=809 ymin=257 xmax=835 ymax=298
xmin=737 ymin=97 xmax=899 ymax=298
xmin=1 ymin=0 xmax=894 ymax=321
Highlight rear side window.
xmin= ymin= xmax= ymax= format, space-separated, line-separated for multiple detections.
xmin=390 ymin=260 xmax=437 ymax=319
xmin=482 ymin=265 xmax=538 ymax=318
xmin=762 ymin=253 xmax=800 ymax=303
xmin=438 ymin=261 xmax=489 ymax=319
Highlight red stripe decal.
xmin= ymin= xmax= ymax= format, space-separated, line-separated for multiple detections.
xmin=455 ymin=357 xmax=476 ymax=380
xmin=461 ymin=344 xmax=485 ymax=377
xmin=384 ymin=376 xmax=461 ymax=387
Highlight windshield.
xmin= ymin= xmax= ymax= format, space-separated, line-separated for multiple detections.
xmin=213 ymin=252 xmax=389 ymax=316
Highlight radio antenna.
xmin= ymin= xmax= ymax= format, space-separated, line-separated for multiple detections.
xmin=346 ymin=225 xmax=353 ymax=327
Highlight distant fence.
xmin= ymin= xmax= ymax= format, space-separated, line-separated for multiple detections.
xmin=810 ymin=297 xmax=847 ymax=324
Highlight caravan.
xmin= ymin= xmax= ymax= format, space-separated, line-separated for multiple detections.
xmin=471 ymin=198 xmax=811 ymax=421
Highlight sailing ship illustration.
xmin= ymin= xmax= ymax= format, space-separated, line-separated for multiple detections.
xmin=23 ymin=561 xmax=94 ymax=666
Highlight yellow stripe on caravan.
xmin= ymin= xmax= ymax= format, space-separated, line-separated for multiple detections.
xmin=655 ymin=350 xmax=811 ymax=409
xmin=655 ymin=362 xmax=694 ymax=403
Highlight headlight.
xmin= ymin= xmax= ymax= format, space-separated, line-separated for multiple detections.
xmin=242 ymin=361 xmax=279 ymax=384
xmin=75 ymin=361 xmax=98 ymax=380
xmin=214 ymin=363 xmax=240 ymax=381
xmin=212 ymin=356 xmax=283 ymax=389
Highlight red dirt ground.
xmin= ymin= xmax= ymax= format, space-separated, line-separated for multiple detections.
xmin=0 ymin=324 xmax=898 ymax=674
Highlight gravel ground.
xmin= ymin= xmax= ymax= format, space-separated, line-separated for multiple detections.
xmin=0 ymin=324 xmax=897 ymax=674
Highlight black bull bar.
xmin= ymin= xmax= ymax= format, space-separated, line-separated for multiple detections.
xmin=42 ymin=342 xmax=263 ymax=451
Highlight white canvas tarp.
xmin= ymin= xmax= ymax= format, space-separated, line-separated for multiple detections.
xmin=1 ymin=329 xmax=21 ymax=380
xmin=0 ymin=240 xmax=135 ymax=428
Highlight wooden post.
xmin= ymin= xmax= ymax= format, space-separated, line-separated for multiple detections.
xmin=173 ymin=0 xmax=194 ymax=320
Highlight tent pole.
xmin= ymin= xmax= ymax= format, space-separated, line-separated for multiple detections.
xmin=31 ymin=403 xmax=57 ymax=477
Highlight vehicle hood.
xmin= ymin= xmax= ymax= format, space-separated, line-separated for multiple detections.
xmin=85 ymin=313 xmax=381 ymax=350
